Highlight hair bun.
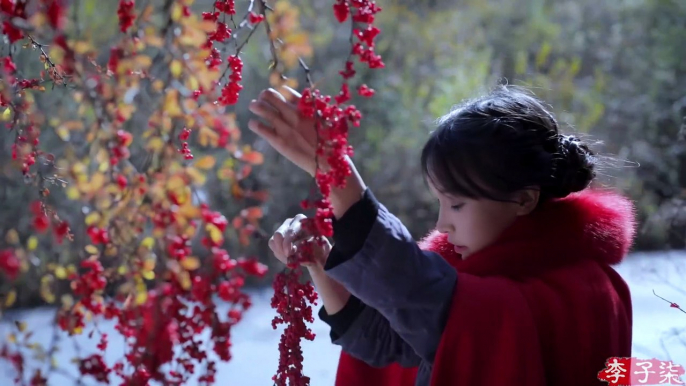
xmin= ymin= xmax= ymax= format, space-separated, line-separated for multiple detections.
xmin=550 ymin=135 xmax=596 ymax=198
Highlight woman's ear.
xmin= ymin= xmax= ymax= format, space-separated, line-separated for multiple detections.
xmin=514 ymin=188 xmax=540 ymax=216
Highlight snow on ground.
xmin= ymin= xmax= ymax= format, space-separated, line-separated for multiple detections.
xmin=1 ymin=251 xmax=685 ymax=385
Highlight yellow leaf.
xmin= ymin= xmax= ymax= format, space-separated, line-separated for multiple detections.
xmin=40 ymin=287 xmax=55 ymax=304
xmin=90 ymin=173 xmax=105 ymax=191
xmin=66 ymin=186 xmax=80 ymax=200
xmin=135 ymin=291 xmax=147 ymax=305
xmin=198 ymin=126 xmax=218 ymax=147
xmin=178 ymin=270 xmax=191 ymax=290
xmin=196 ymin=20 xmax=218 ymax=33
xmin=72 ymin=41 xmax=93 ymax=54
xmin=180 ymin=257 xmax=200 ymax=271
xmin=16 ymin=321 xmax=27 ymax=332
xmin=206 ymin=223 xmax=223 ymax=244
xmin=144 ymin=34 xmax=165 ymax=47
xmin=98 ymin=161 xmax=109 ymax=173
xmin=177 ymin=200 xmax=200 ymax=219
xmin=141 ymin=270 xmax=155 ymax=280
xmin=141 ymin=237 xmax=155 ymax=249
xmin=188 ymin=76 xmax=199 ymax=91
xmin=57 ymin=120 xmax=84 ymax=132
xmin=27 ymin=236 xmax=38 ymax=251
xmin=283 ymin=31 xmax=309 ymax=46
xmin=186 ymin=167 xmax=206 ymax=186
xmin=54 ymin=266 xmax=67 ymax=279
xmin=61 ymin=294 xmax=74 ymax=309
xmin=164 ymin=90 xmax=182 ymax=117
xmin=8 ymin=333 xmax=17 ymax=343
xmin=105 ymin=245 xmax=117 ymax=257
xmin=153 ymin=79 xmax=164 ymax=91
xmin=84 ymin=212 xmax=101 ymax=226
xmin=56 ymin=126 xmax=70 ymax=141
xmin=117 ymin=265 xmax=128 ymax=275
xmin=84 ymin=245 xmax=99 ymax=254
xmin=143 ymin=258 xmax=155 ymax=271
xmin=4 ymin=289 xmax=16 ymax=307
xmin=147 ymin=137 xmax=164 ymax=152
xmin=167 ymin=175 xmax=186 ymax=190
xmin=171 ymin=3 xmax=183 ymax=21
xmin=170 ymin=60 xmax=183 ymax=79
xmin=194 ymin=155 xmax=216 ymax=170
xmin=5 ymin=229 xmax=19 ymax=245
xmin=133 ymin=55 xmax=153 ymax=69
xmin=1 ymin=107 xmax=11 ymax=121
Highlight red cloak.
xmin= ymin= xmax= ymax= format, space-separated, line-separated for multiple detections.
xmin=333 ymin=189 xmax=635 ymax=385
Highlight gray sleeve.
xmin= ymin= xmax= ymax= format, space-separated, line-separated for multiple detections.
xmin=325 ymin=302 xmax=422 ymax=368
xmin=325 ymin=196 xmax=458 ymax=364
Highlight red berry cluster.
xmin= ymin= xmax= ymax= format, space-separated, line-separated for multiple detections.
xmin=8 ymin=120 xmax=41 ymax=176
xmin=44 ymin=0 xmax=67 ymax=30
xmin=87 ymin=226 xmax=110 ymax=245
xmin=107 ymin=47 xmax=124 ymax=74
xmin=214 ymin=0 xmax=236 ymax=15
xmin=218 ymin=55 xmax=243 ymax=106
xmin=0 ymin=249 xmax=20 ymax=280
xmin=178 ymin=127 xmax=194 ymax=159
xmin=30 ymin=201 xmax=49 ymax=233
xmin=272 ymin=1 xmax=384 ymax=384
xmin=0 ymin=0 xmax=27 ymax=42
xmin=112 ymin=130 xmax=132 ymax=165
xmin=79 ymin=354 xmax=111 ymax=383
xmin=248 ymin=11 xmax=265 ymax=24
xmin=270 ymin=268 xmax=319 ymax=386
xmin=117 ymin=0 xmax=135 ymax=33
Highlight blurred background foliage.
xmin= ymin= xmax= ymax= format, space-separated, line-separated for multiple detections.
xmin=2 ymin=0 xmax=685 ymax=307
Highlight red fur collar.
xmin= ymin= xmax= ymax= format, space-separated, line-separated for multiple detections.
xmin=417 ymin=188 xmax=637 ymax=278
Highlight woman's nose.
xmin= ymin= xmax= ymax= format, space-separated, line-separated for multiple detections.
xmin=436 ymin=217 xmax=455 ymax=234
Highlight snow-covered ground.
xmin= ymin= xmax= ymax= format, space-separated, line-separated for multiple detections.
xmin=1 ymin=251 xmax=685 ymax=385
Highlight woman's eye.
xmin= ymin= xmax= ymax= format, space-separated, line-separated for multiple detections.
xmin=451 ymin=203 xmax=464 ymax=211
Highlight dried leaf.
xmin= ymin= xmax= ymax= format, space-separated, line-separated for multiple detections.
xmin=239 ymin=150 xmax=264 ymax=165
xmin=27 ymin=236 xmax=38 ymax=251
xmin=141 ymin=270 xmax=155 ymax=280
xmin=4 ymin=289 xmax=16 ymax=307
xmin=84 ymin=212 xmax=101 ymax=226
xmin=180 ymin=257 xmax=200 ymax=271
xmin=5 ymin=229 xmax=19 ymax=245
xmin=241 ymin=207 xmax=263 ymax=221
xmin=84 ymin=245 xmax=99 ymax=254
xmin=170 ymin=60 xmax=183 ymax=79
xmin=206 ymin=224 xmax=223 ymax=245
xmin=141 ymin=237 xmax=155 ymax=249
xmin=54 ymin=266 xmax=67 ymax=279
xmin=194 ymin=155 xmax=216 ymax=170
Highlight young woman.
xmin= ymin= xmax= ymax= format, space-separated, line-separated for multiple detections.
xmin=249 ymin=85 xmax=634 ymax=385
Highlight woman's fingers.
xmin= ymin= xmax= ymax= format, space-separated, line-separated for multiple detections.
xmin=248 ymin=99 xmax=290 ymax=130
xmin=259 ymin=88 xmax=300 ymax=127
xmin=282 ymin=214 xmax=307 ymax=256
xmin=247 ymin=119 xmax=279 ymax=144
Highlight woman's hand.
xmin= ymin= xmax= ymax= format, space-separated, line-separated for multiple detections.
xmin=248 ymin=87 xmax=323 ymax=176
xmin=269 ymin=214 xmax=331 ymax=270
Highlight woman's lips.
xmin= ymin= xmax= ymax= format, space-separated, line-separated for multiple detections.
xmin=453 ymin=245 xmax=467 ymax=253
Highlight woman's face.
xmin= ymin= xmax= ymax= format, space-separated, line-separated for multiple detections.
xmin=428 ymin=180 xmax=538 ymax=259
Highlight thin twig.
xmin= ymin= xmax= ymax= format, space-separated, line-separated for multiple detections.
xmin=653 ymin=290 xmax=686 ymax=314
xmin=261 ymin=0 xmax=280 ymax=73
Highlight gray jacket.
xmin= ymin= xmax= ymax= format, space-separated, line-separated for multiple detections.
xmin=317 ymin=188 xmax=458 ymax=386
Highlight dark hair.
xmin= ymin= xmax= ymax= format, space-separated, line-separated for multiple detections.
xmin=420 ymin=85 xmax=596 ymax=203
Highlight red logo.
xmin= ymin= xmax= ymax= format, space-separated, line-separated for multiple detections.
xmin=598 ymin=357 xmax=685 ymax=385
